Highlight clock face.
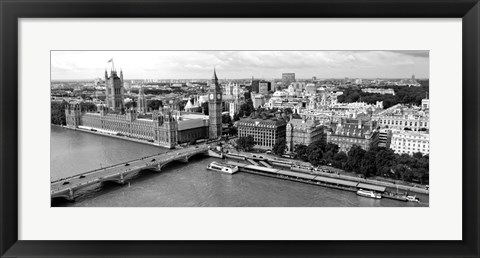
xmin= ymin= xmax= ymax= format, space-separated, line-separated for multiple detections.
xmin=217 ymin=94 xmax=221 ymax=99
xmin=209 ymin=94 xmax=214 ymax=100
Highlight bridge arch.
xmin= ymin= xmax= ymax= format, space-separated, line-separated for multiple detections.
xmin=98 ymin=176 xmax=125 ymax=185
xmin=184 ymin=151 xmax=208 ymax=161
xmin=51 ymin=193 xmax=73 ymax=201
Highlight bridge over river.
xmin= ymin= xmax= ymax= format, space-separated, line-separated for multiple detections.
xmin=51 ymin=145 xmax=217 ymax=201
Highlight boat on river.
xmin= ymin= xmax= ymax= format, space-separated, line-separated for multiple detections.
xmin=356 ymin=189 xmax=382 ymax=199
xmin=406 ymin=195 xmax=420 ymax=202
xmin=207 ymin=162 xmax=239 ymax=174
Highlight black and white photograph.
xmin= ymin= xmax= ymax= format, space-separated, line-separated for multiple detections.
xmin=50 ymin=50 xmax=430 ymax=207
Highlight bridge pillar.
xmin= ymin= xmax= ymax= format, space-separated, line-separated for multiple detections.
xmin=68 ymin=188 xmax=74 ymax=201
xmin=120 ymin=173 xmax=125 ymax=184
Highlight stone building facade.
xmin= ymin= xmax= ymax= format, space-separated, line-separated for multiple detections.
xmin=65 ymin=104 xmax=209 ymax=148
xmin=282 ymin=73 xmax=295 ymax=87
xmin=208 ymin=69 xmax=222 ymax=139
xmin=63 ymin=69 xmax=221 ymax=148
xmin=326 ymin=119 xmax=379 ymax=153
xmin=236 ymin=118 xmax=287 ymax=150
xmin=105 ymin=69 xmax=125 ymax=112
xmin=137 ymin=86 xmax=147 ymax=114
xmin=286 ymin=118 xmax=325 ymax=152
xmin=66 ymin=104 xmax=179 ymax=148
xmin=390 ymin=130 xmax=429 ymax=156
xmin=373 ymin=103 xmax=429 ymax=132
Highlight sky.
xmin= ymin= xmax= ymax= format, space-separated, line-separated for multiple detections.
xmin=51 ymin=50 xmax=429 ymax=80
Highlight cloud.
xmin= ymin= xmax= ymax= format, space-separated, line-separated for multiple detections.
xmin=389 ymin=50 xmax=429 ymax=58
xmin=51 ymin=50 xmax=429 ymax=80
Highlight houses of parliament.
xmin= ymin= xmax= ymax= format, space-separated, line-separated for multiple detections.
xmin=65 ymin=69 xmax=223 ymax=148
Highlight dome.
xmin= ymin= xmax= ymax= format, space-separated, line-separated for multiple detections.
xmin=272 ymin=91 xmax=287 ymax=98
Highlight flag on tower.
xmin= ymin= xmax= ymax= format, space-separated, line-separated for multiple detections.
xmin=107 ymin=58 xmax=114 ymax=70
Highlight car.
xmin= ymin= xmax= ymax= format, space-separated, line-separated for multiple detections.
xmin=151 ymin=158 xmax=156 ymax=162
xmin=62 ymin=181 xmax=70 ymax=185
xmin=266 ymin=151 xmax=272 ymax=154
xmin=79 ymin=175 xmax=86 ymax=179
xmin=125 ymin=163 xmax=130 ymax=166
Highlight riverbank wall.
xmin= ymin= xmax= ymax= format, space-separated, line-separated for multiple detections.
xmin=224 ymin=150 xmax=429 ymax=195
xmin=56 ymin=124 xmax=167 ymax=148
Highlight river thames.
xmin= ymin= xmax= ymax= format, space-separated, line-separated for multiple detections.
xmin=51 ymin=125 xmax=428 ymax=207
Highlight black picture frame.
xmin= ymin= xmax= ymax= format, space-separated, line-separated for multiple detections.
xmin=1 ymin=0 xmax=479 ymax=257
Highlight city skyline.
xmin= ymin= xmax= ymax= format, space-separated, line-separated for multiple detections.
xmin=51 ymin=50 xmax=430 ymax=208
xmin=51 ymin=50 xmax=429 ymax=80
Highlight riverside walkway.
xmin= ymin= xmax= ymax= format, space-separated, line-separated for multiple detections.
xmin=51 ymin=145 xmax=211 ymax=200
xmin=225 ymin=150 xmax=429 ymax=194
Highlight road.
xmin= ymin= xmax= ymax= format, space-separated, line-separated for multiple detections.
xmin=51 ymin=145 xmax=209 ymax=195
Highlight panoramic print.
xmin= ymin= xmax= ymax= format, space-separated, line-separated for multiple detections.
xmin=51 ymin=51 xmax=430 ymax=207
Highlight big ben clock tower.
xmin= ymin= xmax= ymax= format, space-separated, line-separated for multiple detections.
xmin=208 ymin=68 xmax=222 ymax=139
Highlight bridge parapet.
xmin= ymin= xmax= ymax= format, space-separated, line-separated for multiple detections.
xmin=51 ymin=145 xmax=210 ymax=201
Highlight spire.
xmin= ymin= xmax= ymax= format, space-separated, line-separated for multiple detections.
xmin=212 ymin=67 xmax=218 ymax=81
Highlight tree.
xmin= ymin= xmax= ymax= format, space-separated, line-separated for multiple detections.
xmin=201 ymin=102 xmax=209 ymax=115
xmin=236 ymin=135 xmax=255 ymax=151
xmin=272 ymin=139 xmax=286 ymax=156
xmin=177 ymin=100 xmax=187 ymax=111
xmin=375 ymin=148 xmax=397 ymax=177
xmin=308 ymin=148 xmax=323 ymax=166
xmin=332 ymin=151 xmax=348 ymax=168
xmin=229 ymin=126 xmax=238 ymax=136
xmin=346 ymin=145 xmax=366 ymax=172
xmin=337 ymin=84 xmax=429 ymax=108
xmin=80 ymin=102 xmax=97 ymax=112
xmin=284 ymin=107 xmax=293 ymax=114
xmin=394 ymin=163 xmax=413 ymax=181
xmin=222 ymin=114 xmax=232 ymax=125
xmin=412 ymin=152 xmax=423 ymax=159
xmin=358 ymin=151 xmax=377 ymax=177
xmin=124 ymin=101 xmax=137 ymax=110
xmin=323 ymin=142 xmax=339 ymax=161
xmin=239 ymin=99 xmax=254 ymax=116
xmin=292 ymin=113 xmax=302 ymax=119
xmin=233 ymin=113 xmax=241 ymax=121
xmin=305 ymin=140 xmax=327 ymax=165
xmin=147 ymin=100 xmax=163 ymax=110
xmin=295 ymin=144 xmax=309 ymax=162
xmin=51 ymin=101 xmax=67 ymax=125
xmin=308 ymin=140 xmax=326 ymax=153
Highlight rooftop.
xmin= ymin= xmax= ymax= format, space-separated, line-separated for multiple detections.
xmin=236 ymin=118 xmax=287 ymax=128
xmin=330 ymin=121 xmax=373 ymax=138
